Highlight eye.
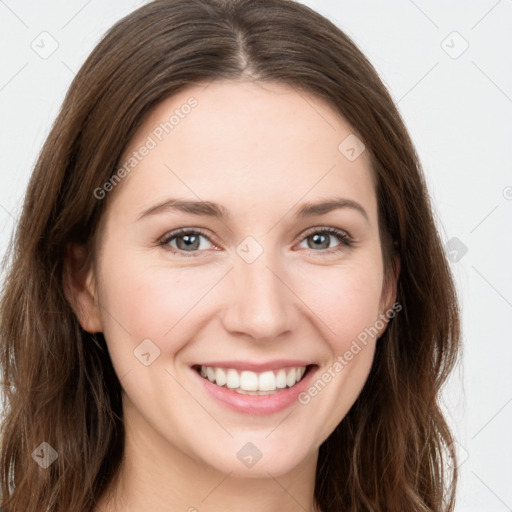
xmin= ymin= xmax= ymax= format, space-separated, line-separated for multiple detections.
xmin=159 ymin=228 xmax=216 ymax=257
xmin=297 ymin=227 xmax=354 ymax=254
xmin=158 ymin=226 xmax=354 ymax=258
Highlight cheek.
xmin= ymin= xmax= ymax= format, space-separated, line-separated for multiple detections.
xmin=96 ymin=247 xmax=227 ymax=356
xmin=97 ymin=236 xmax=384 ymax=369
xmin=294 ymin=259 xmax=384 ymax=353
xmin=291 ymin=260 xmax=384 ymax=439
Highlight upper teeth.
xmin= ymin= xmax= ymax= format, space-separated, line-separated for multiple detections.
xmin=200 ymin=365 xmax=307 ymax=392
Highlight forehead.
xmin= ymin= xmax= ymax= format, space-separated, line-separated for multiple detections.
xmin=111 ymin=79 xmax=376 ymax=221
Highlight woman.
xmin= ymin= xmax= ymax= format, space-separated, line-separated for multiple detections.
xmin=0 ymin=0 xmax=461 ymax=511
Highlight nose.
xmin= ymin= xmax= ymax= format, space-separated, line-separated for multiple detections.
xmin=220 ymin=251 xmax=298 ymax=342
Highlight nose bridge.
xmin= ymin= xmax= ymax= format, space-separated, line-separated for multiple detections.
xmin=221 ymin=245 xmax=296 ymax=340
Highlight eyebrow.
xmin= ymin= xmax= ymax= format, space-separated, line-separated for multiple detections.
xmin=137 ymin=196 xmax=369 ymax=223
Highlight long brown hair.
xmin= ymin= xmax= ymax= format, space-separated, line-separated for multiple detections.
xmin=0 ymin=0 xmax=461 ymax=510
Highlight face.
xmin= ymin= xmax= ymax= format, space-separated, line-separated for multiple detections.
xmin=75 ymin=79 xmax=396 ymax=478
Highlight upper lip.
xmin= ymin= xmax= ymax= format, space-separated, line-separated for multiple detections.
xmin=192 ymin=360 xmax=316 ymax=372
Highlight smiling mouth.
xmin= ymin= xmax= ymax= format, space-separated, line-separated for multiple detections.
xmin=192 ymin=364 xmax=315 ymax=395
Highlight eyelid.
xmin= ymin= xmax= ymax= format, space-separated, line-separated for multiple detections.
xmin=158 ymin=227 xmax=219 ymax=257
xmin=297 ymin=225 xmax=353 ymax=244
xmin=294 ymin=226 xmax=354 ymax=256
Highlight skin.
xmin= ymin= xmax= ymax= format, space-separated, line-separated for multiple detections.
xmin=66 ymin=79 xmax=398 ymax=512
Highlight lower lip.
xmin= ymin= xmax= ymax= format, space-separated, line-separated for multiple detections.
xmin=191 ymin=365 xmax=318 ymax=416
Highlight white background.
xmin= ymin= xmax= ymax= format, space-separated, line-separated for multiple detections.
xmin=0 ymin=1 xmax=511 ymax=510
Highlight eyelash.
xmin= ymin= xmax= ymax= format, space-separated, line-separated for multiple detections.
xmin=158 ymin=226 xmax=354 ymax=258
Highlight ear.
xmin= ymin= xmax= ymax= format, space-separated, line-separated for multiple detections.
xmin=63 ymin=243 xmax=103 ymax=333
xmin=377 ymin=254 xmax=401 ymax=338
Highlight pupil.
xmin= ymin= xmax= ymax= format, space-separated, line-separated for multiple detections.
xmin=310 ymin=233 xmax=329 ymax=249
xmin=178 ymin=234 xmax=199 ymax=250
